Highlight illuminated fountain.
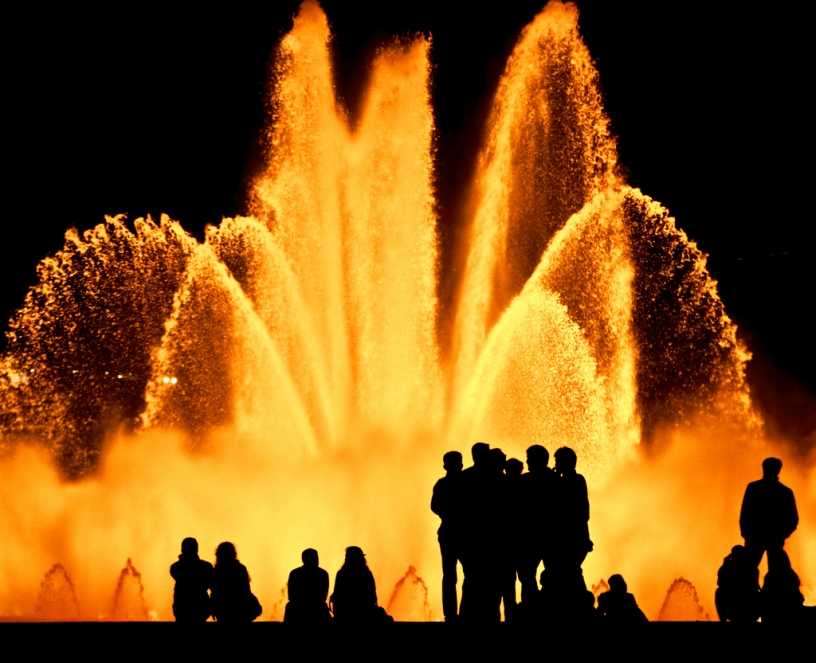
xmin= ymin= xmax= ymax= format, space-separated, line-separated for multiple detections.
xmin=0 ymin=1 xmax=813 ymax=621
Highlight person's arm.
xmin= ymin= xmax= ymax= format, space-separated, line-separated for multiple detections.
xmin=782 ymin=488 xmax=799 ymax=539
xmin=739 ymin=484 xmax=752 ymax=539
xmin=579 ymin=475 xmax=590 ymax=522
xmin=319 ymin=569 xmax=329 ymax=603
xmin=431 ymin=479 xmax=445 ymax=518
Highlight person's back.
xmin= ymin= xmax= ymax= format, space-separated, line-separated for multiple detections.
xmin=597 ymin=575 xmax=648 ymax=623
xmin=739 ymin=458 xmax=798 ymax=570
xmin=517 ymin=445 xmax=556 ymax=604
xmin=211 ymin=542 xmax=262 ymax=623
xmin=715 ymin=545 xmax=759 ymax=622
xmin=552 ymin=448 xmax=592 ymax=566
xmin=431 ymin=451 xmax=464 ymax=622
xmin=285 ymin=548 xmax=330 ymax=623
xmin=760 ymin=552 xmax=805 ymax=625
xmin=331 ymin=547 xmax=383 ymax=622
xmin=170 ymin=537 xmax=213 ymax=622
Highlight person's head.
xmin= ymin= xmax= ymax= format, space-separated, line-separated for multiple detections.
xmin=608 ymin=574 xmax=627 ymax=593
xmin=490 ymin=447 xmax=506 ymax=472
xmin=505 ymin=458 xmax=524 ymax=478
xmin=181 ymin=537 xmax=199 ymax=556
xmin=443 ymin=451 xmax=463 ymax=473
xmin=731 ymin=544 xmax=745 ymax=559
xmin=472 ymin=442 xmax=491 ymax=466
xmin=762 ymin=457 xmax=782 ymax=479
xmin=344 ymin=546 xmax=367 ymax=566
xmin=215 ymin=542 xmax=237 ymax=565
xmin=526 ymin=445 xmax=549 ymax=473
xmin=302 ymin=548 xmax=319 ymax=567
xmin=554 ymin=447 xmax=577 ymax=474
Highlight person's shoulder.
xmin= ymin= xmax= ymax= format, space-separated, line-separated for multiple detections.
xmin=199 ymin=559 xmax=214 ymax=570
xmin=778 ymin=481 xmax=795 ymax=496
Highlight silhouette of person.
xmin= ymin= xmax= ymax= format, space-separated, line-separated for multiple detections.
xmin=431 ymin=450 xmax=464 ymax=622
xmin=169 ymin=537 xmax=214 ymax=623
xmin=545 ymin=447 xmax=592 ymax=616
xmin=503 ymin=457 xmax=525 ymax=621
xmin=739 ymin=457 xmax=798 ymax=571
xmin=597 ymin=574 xmax=648 ymax=623
xmin=760 ymin=550 xmax=805 ymax=624
xmin=487 ymin=447 xmax=517 ymax=621
xmin=715 ymin=545 xmax=760 ymax=623
xmin=284 ymin=548 xmax=331 ymax=624
xmin=459 ymin=442 xmax=502 ymax=622
xmin=210 ymin=542 xmax=263 ymax=623
xmin=517 ymin=444 xmax=556 ymax=605
xmin=330 ymin=547 xmax=391 ymax=623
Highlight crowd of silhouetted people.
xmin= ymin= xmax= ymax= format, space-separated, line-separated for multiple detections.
xmin=431 ymin=442 xmax=644 ymax=623
xmin=169 ymin=449 xmax=810 ymax=624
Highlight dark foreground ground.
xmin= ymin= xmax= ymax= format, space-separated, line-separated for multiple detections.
xmin=1 ymin=623 xmax=812 ymax=658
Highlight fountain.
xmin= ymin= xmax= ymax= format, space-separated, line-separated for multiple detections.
xmin=0 ymin=1 xmax=813 ymax=621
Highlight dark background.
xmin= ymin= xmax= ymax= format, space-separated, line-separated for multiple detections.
xmin=3 ymin=2 xmax=813 ymax=445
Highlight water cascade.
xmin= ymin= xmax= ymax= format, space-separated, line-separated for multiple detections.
xmin=0 ymin=1 xmax=813 ymax=620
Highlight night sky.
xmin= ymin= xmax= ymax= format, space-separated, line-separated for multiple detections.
xmin=4 ymin=2 xmax=813 ymax=445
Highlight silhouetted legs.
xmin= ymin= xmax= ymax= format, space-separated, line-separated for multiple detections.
xmin=517 ymin=552 xmax=543 ymax=604
xmin=439 ymin=535 xmax=460 ymax=621
xmin=744 ymin=539 xmax=786 ymax=571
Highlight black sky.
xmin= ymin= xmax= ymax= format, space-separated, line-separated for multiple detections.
xmin=3 ymin=2 xmax=813 ymax=435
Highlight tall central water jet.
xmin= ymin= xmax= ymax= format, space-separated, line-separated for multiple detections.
xmin=1 ymin=1 xmax=800 ymax=621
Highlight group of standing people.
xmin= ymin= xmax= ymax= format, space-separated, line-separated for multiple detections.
xmin=431 ymin=442 xmax=605 ymax=622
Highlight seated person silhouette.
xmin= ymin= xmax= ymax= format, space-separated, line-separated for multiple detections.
xmin=760 ymin=550 xmax=805 ymax=624
xmin=330 ymin=546 xmax=392 ymax=623
xmin=431 ymin=450 xmax=464 ymax=622
xmin=597 ymin=574 xmax=648 ymax=623
xmin=169 ymin=537 xmax=213 ymax=622
xmin=739 ymin=457 xmax=798 ymax=571
xmin=284 ymin=548 xmax=331 ymax=623
xmin=715 ymin=545 xmax=759 ymax=622
xmin=210 ymin=542 xmax=263 ymax=623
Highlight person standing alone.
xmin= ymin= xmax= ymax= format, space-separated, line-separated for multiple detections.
xmin=739 ymin=457 xmax=798 ymax=571
xmin=431 ymin=450 xmax=464 ymax=621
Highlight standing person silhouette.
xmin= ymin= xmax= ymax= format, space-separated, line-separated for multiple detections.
xmin=284 ymin=548 xmax=331 ymax=623
xmin=211 ymin=542 xmax=263 ymax=623
xmin=502 ymin=457 xmax=524 ymax=621
xmin=517 ymin=444 xmax=556 ymax=605
xmin=330 ymin=546 xmax=391 ymax=622
xmin=739 ymin=457 xmax=798 ymax=571
xmin=459 ymin=442 xmax=501 ymax=622
xmin=169 ymin=537 xmax=214 ymax=622
xmin=431 ymin=450 xmax=464 ymax=622
xmin=547 ymin=447 xmax=592 ymax=614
